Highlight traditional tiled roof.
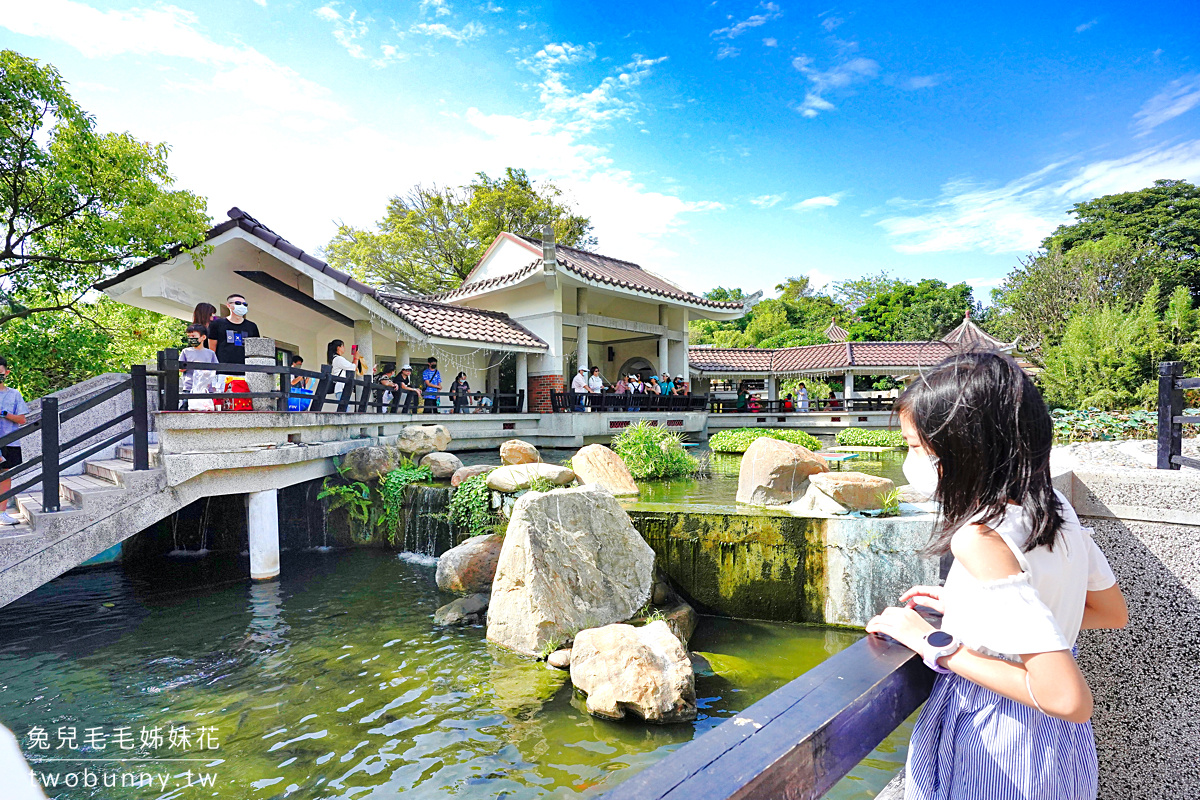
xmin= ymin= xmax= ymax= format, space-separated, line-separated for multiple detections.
xmin=97 ymin=208 xmax=546 ymax=350
xmin=689 ymin=340 xmax=956 ymax=374
xmin=377 ymin=294 xmax=546 ymax=349
xmin=823 ymin=319 xmax=849 ymax=342
xmin=941 ymin=312 xmax=1015 ymax=352
xmin=434 ymin=234 xmax=743 ymax=310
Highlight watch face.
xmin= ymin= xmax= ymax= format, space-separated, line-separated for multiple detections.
xmin=927 ymin=630 xmax=954 ymax=648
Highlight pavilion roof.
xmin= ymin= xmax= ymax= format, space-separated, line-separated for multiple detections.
xmin=689 ymin=340 xmax=956 ymax=375
xmin=823 ymin=319 xmax=849 ymax=342
xmin=941 ymin=311 xmax=1016 ymax=352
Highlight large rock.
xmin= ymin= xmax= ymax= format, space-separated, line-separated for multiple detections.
xmin=436 ymin=534 xmax=504 ymax=594
xmin=433 ymin=593 xmax=489 ymax=626
xmin=791 ymin=483 xmax=851 ymax=515
xmin=395 ymin=424 xmax=451 ymax=457
xmin=486 ymin=484 xmax=655 ymax=658
xmin=660 ymin=601 xmax=698 ymax=647
xmin=421 ymin=451 xmax=463 ymax=480
xmin=736 ymin=436 xmax=829 ymax=505
xmin=571 ymin=444 xmax=639 ymax=496
xmin=486 ymin=463 xmax=575 ymax=493
xmin=451 ymin=464 xmax=496 ymax=487
xmin=810 ymin=472 xmax=896 ymax=511
xmin=500 ymin=439 xmax=540 ymax=465
xmin=570 ymin=621 xmax=697 ymax=723
xmin=341 ymin=446 xmax=397 ymax=482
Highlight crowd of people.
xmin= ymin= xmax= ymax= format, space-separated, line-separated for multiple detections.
xmin=569 ymin=366 xmax=690 ymax=411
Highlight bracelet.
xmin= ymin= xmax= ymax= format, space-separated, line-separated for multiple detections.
xmin=1025 ymin=671 xmax=1046 ymax=715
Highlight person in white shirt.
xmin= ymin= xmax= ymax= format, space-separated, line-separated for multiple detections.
xmin=571 ymin=367 xmax=589 ymax=411
xmin=588 ymin=366 xmax=604 ymax=394
xmin=326 ymin=339 xmax=364 ymax=404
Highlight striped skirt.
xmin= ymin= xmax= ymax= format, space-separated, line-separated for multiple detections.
xmin=905 ymin=670 xmax=1098 ymax=800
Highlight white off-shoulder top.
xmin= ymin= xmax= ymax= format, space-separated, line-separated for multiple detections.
xmin=939 ymin=490 xmax=1117 ymax=662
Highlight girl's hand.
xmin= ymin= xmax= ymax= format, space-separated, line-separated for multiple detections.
xmin=865 ymin=607 xmax=936 ymax=654
xmin=899 ymin=585 xmax=945 ymax=614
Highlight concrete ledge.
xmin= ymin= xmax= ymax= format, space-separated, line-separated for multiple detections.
xmin=706 ymin=410 xmax=896 ymax=433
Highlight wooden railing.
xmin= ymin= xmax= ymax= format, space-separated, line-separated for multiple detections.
xmin=601 ymin=632 xmax=933 ymax=800
xmin=709 ymin=396 xmax=895 ymax=414
xmin=0 ymin=366 xmax=151 ymax=514
xmin=1157 ymin=361 xmax=1199 ymax=469
xmin=551 ymin=392 xmax=709 ymax=413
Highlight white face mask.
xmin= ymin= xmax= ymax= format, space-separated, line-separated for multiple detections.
xmin=231 ymin=303 xmax=248 ymax=316
xmin=902 ymin=448 xmax=940 ymax=498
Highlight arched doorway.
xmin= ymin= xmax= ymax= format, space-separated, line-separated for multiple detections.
xmin=617 ymin=357 xmax=656 ymax=382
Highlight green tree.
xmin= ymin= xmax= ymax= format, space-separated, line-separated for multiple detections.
xmin=0 ymin=50 xmax=209 ymax=328
xmin=832 ymin=271 xmax=904 ymax=310
xmin=848 ymin=279 xmax=975 ymax=342
xmin=689 ymin=285 xmax=845 ymax=348
xmin=990 ymin=235 xmax=1182 ymax=350
xmin=324 ymin=167 xmax=594 ymax=294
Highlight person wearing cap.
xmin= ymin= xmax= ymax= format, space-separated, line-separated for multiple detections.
xmin=397 ymin=365 xmax=420 ymax=414
xmin=674 ymin=374 xmax=687 ymax=395
xmin=659 ymin=373 xmax=674 ymax=395
xmin=571 ymin=366 xmax=589 ymax=411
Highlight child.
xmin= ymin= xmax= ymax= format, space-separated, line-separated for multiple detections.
xmin=866 ymin=351 xmax=1128 ymax=799
xmin=179 ymin=324 xmax=218 ymax=411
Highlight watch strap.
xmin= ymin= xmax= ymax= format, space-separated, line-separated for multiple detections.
xmin=922 ymin=631 xmax=961 ymax=674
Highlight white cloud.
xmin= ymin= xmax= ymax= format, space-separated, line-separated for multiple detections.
xmin=711 ymin=2 xmax=781 ymax=39
xmin=1075 ymin=19 xmax=1098 ymax=33
xmin=878 ymin=140 xmax=1200 ymax=254
xmin=792 ymin=55 xmax=878 ymax=116
xmin=481 ymin=2 xmax=504 ymax=11
xmin=5 ymin=0 xmax=349 ymax=121
xmin=1134 ymin=76 xmax=1200 ymax=135
xmin=806 ymin=267 xmax=836 ymax=291
xmin=904 ymin=74 xmax=944 ymax=90
xmin=250 ymin=0 xmax=266 ymax=6
xmin=792 ymin=195 xmax=839 ymax=210
xmin=409 ymin=21 xmax=484 ymax=42
xmin=420 ymin=0 xmax=452 ymax=16
xmin=315 ymin=4 xmax=370 ymax=60
xmin=716 ymin=45 xmax=739 ymax=60
xmin=763 ymin=37 xmax=777 ymax=47
xmin=821 ymin=16 xmax=844 ymax=32
xmin=522 ymin=43 xmax=666 ymax=133
xmin=750 ymin=194 xmax=785 ymax=208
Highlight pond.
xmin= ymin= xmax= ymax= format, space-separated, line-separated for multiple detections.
xmin=0 ymin=549 xmax=910 ymax=799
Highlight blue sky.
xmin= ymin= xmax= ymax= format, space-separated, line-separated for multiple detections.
xmin=3 ymin=0 xmax=1199 ymax=300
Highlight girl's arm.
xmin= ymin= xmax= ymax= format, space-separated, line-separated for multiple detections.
xmin=1081 ymin=584 xmax=1128 ymax=630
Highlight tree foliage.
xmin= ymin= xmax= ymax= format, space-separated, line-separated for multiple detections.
xmin=690 ymin=286 xmax=845 ymax=348
xmin=0 ymin=50 xmax=209 ymax=329
xmin=847 ymin=279 xmax=976 ymax=342
xmin=324 ymin=167 xmax=595 ymax=295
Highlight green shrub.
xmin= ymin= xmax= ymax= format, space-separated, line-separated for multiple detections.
xmin=834 ymin=428 xmax=906 ymax=448
xmin=611 ymin=421 xmax=700 ymax=480
xmin=379 ymin=462 xmax=434 ymax=545
xmin=1051 ymin=408 xmax=1158 ymax=442
xmin=448 ymin=473 xmax=502 ymax=537
xmin=708 ymin=428 xmax=822 ymax=454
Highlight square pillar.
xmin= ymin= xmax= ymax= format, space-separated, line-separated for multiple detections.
xmin=576 ymin=287 xmax=589 ymax=373
xmin=658 ymin=304 xmax=669 ymax=377
xmin=767 ymin=375 xmax=778 ymax=401
xmin=844 ymin=371 xmax=855 ymax=403
xmin=245 ymin=337 xmax=277 ymax=411
xmin=396 ymin=338 xmax=411 ymax=371
xmin=354 ymin=319 xmax=374 ymax=375
xmin=516 ymin=352 xmax=529 ymax=411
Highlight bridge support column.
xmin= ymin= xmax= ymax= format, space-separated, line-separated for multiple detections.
xmin=248 ymin=489 xmax=280 ymax=581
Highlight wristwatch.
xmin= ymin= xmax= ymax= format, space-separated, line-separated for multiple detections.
xmin=922 ymin=630 xmax=961 ymax=674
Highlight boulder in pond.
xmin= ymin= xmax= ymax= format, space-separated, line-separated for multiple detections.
xmin=433 ymin=592 xmax=489 ymax=626
xmin=570 ymin=621 xmax=697 ymax=723
xmin=791 ymin=482 xmax=850 ymax=515
xmin=660 ymin=601 xmax=698 ymax=647
xmin=486 ymin=484 xmax=655 ymax=658
xmin=571 ymin=444 xmax=639 ymax=496
xmin=736 ymin=436 xmax=829 ymax=505
xmin=341 ymin=445 xmax=397 ymax=482
xmin=451 ymin=464 xmax=496 ymax=487
xmin=485 ymin=463 xmax=575 ymax=493
xmin=436 ymin=534 xmax=504 ymax=594
xmin=500 ymin=439 xmax=540 ymax=465
xmin=395 ymin=424 xmax=451 ymax=457
xmin=420 ymin=451 xmax=463 ymax=480
xmin=809 ymin=471 xmax=896 ymax=511
xmin=547 ymin=648 xmax=572 ymax=670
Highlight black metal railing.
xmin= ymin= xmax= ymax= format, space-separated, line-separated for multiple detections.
xmin=708 ymin=396 xmax=895 ymax=414
xmin=0 ymin=366 xmax=151 ymax=515
xmin=600 ymin=632 xmax=934 ymax=800
xmin=551 ymin=392 xmax=709 ymax=413
xmin=158 ymin=350 xmax=525 ymax=415
xmin=1158 ymin=361 xmax=1199 ymax=470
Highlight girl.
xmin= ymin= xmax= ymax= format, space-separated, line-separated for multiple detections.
xmin=326 ymin=340 xmax=364 ymax=403
xmin=179 ymin=324 xmax=218 ymax=410
xmin=450 ymin=372 xmax=471 ymax=414
xmin=192 ymin=302 xmax=217 ymax=329
xmin=866 ymin=351 xmax=1128 ymax=800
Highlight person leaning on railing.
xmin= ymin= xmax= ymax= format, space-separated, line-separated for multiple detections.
xmin=179 ymin=324 xmax=219 ymax=411
xmin=450 ymin=372 xmax=471 ymax=413
xmin=397 ymin=366 xmax=420 ymax=414
xmin=0 ymin=357 xmax=28 ymax=526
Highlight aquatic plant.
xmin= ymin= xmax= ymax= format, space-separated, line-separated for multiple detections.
xmin=317 ymin=479 xmax=372 ymax=540
xmin=834 ymin=428 xmax=906 ymax=448
xmin=379 ymin=461 xmax=434 ymax=545
xmin=447 ymin=473 xmax=501 ymax=537
xmin=708 ymin=427 xmax=822 ymax=454
xmin=1051 ymin=408 xmax=1159 ymax=442
xmin=611 ymin=421 xmax=701 ymax=480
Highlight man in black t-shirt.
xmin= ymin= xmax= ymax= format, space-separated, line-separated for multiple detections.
xmin=207 ymin=293 xmax=260 ymax=369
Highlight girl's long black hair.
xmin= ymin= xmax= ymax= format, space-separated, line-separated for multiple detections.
xmin=326 ymin=339 xmax=343 ymax=364
xmin=896 ymin=351 xmax=1063 ymax=554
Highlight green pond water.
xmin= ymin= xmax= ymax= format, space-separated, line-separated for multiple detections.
xmin=0 ymin=549 xmax=910 ymax=799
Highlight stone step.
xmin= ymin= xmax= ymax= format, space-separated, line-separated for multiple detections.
xmin=116 ymin=445 xmax=162 ymax=467
xmin=15 ymin=491 xmax=82 ymax=535
xmin=59 ymin=473 xmax=125 ymax=508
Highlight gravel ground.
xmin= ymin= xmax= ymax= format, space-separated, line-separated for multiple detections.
xmin=1052 ymin=437 xmax=1199 ymax=470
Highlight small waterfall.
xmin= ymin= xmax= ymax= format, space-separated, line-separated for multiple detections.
xmin=168 ymin=496 xmax=210 ymax=557
xmin=306 ymin=481 xmax=332 ymax=552
xmin=401 ymin=485 xmax=452 ymax=559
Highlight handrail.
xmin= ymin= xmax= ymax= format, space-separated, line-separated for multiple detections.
xmin=600 ymin=633 xmax=933 ymax=800
xmin=1158 ymin=361 xmax=1199 ymax=469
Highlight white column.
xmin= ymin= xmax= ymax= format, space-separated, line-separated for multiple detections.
xmin=396 ymin=337 xmax=411 ymax=371
xmin=767 ymin=375 xmax=778 ymax=401
xmin=844 ymin=371 xmax=855 ymax=403
xmin=516 ymin=352 xmax=529 ymax=411
xmin=658 ymin=304 xmax=669 ymax=377
xmin=248 ymin=489 xmax=280 ymax=581
xmin=353 ymin=320 xmax=374 ymax=375
xmin=576 ymin=287 xmax=589 ymax=373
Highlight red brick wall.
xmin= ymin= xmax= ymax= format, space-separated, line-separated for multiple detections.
xmin=528 ymin=374 xmax=563 ymax=413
